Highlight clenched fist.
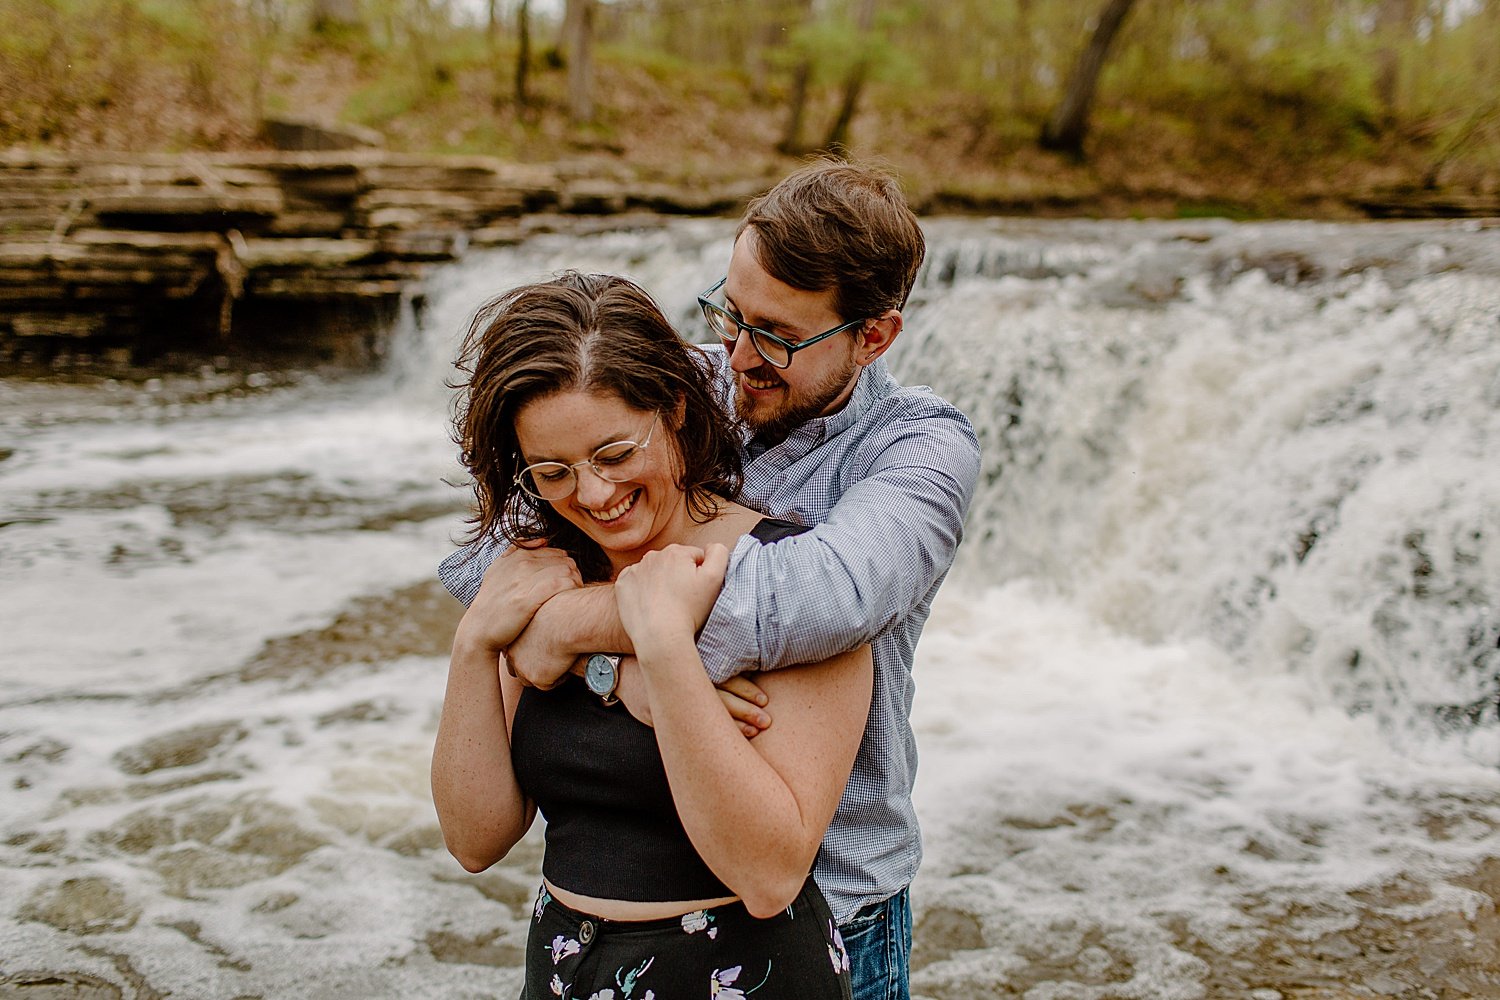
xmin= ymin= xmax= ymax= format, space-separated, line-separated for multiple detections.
xmin=456 ymin=543 xmax=582 ymax=656
xmin=615 ymin=543 xmax=730 ymax=654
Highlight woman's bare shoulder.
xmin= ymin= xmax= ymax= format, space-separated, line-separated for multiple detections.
xmin=690 ymin=499 xmax=766 ymax=548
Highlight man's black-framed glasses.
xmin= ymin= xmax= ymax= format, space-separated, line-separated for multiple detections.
xmin=697 ymin=277 xmax=867 ymax=370
xmin=514 ymin=412 xmax=660 ymax=501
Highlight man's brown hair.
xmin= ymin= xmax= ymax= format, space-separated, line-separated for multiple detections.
xmin=736 ymin=159 xmax=925 ymax=322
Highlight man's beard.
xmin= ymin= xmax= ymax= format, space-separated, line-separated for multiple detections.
xmin=734 ymin=351 xmax=861 ymax=446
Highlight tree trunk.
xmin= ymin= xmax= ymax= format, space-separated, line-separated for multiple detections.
xmin=310 ymin=0 xmax=359 ymax=36
xmin=774 ymin=0 xmax=818 ymax=154
xmin=751 ymin=2 xmax=797 ymax=100
xmin=821 ymin=62 xmax=869 ymax=153
xmin=406 ymin=0 xmax=436 ymax=87
xmin=1012 ymin=0 xmax=1034 ymax=111
xmin=820 ymin=0 xmax=879 ymax=153
xmin=488 ymin=0 xmax=503 ymax=113
xmin=1375 ymin=0 xmax=1415 ymax=123
xmin=779 ymin=60 xmax=813 ymax=154
xmin=516 ymin=0 xmax=532 ymax=111
xmin=1039 ymin=0 xmax=1138 ymax=158
xmin=249 ymin=0 xmax=284 ymax=123
xmin=564 ymin=0 xmax=595 ymax=123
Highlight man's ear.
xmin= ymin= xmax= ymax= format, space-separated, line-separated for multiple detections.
xmin=854 ymin=310 xmax=903 ymax=367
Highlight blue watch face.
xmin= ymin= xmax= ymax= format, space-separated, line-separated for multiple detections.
xmin=585 ymin=654 xmax=617 ymax=696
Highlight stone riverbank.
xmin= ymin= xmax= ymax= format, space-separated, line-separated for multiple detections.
xmin=0 ymin=150 xmax=758 ymax=374
xmin=3 ymin=148 xmax=1496 ymax=376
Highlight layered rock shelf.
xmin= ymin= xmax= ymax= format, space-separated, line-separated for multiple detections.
xmin=0 ymin=150 xmax=756 ymax=372
xmin=6 ymin=149 xmax=1494 ymax=375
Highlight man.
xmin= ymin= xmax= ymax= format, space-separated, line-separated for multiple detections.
xmin=439 ymin=160 xmax=979 ymax=1000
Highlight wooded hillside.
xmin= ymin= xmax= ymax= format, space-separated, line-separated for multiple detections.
xmin=2 ymin=0 xmax=1498 ymax=218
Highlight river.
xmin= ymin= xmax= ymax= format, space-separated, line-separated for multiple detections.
xmin=2 ymin=217 xmax=1498 ymax=999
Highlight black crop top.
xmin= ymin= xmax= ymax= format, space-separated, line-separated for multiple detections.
xmin=509 ymin=517 xmax=808 ymax=901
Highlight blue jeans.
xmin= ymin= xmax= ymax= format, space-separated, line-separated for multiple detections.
xmin=839 ymin=887 xmax=912 ymax=1000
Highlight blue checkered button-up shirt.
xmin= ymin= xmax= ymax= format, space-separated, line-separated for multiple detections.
xmin=437 ymin=348 xmax=980 ymax=922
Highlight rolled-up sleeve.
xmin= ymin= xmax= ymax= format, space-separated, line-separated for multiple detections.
xmin=697 ymin=407 xmax=980 ymax=684
xmin=438 ymin=535 xmax=504 ymax=607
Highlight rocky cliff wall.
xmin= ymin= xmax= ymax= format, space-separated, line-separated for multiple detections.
xmin=0 ymin=150 xmax=756 ymax=373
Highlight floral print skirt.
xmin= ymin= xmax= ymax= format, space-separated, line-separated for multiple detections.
xmin=522 ymin=877 xmax=851 ymax=1000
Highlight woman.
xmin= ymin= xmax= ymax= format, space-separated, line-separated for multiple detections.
xmin=431 ymin=272 xmax=872 ymax=1000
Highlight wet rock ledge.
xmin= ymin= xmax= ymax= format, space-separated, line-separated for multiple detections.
xmin=0 ymin=150 xmax=754 ymax=373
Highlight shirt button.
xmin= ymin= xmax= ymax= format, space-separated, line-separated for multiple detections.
xmin=579 ymin=920 xmax=595 ymax=944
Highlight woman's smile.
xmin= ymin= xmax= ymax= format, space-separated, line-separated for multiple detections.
xmin=582 ymin=487 xmax=642 ymax=525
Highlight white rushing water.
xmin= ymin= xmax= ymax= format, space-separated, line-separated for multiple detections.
xmin=1 ymin=217 xmax=1497 ymax=999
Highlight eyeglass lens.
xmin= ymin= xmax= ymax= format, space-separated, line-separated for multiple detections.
xmin=518 ymin=437 xmax=650 ymax=501
xmin=704 ymin=306 xmax=792 ymax=369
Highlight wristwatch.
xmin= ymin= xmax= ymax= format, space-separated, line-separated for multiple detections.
xmin=584 ymin=653 xmax=621 ymax=706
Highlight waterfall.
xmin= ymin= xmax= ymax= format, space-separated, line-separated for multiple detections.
xmin=395 ymin=215 xmax=1500 ymax=745
xmin=897 ymin=218 xmax=1500 ymax=748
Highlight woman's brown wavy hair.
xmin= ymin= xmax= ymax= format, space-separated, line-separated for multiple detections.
xmin=450 ymin=271 xmax=742 ymax=582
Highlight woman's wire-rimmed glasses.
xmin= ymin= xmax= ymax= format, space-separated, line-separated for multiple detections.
xmin=697 ymin=276 xmax=867 ymax=369
xmin=514 ymin=412 xmax=660 ymax=501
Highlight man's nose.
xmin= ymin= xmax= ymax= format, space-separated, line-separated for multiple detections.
xmin=727 ymin=329 xmax=763 ymax=372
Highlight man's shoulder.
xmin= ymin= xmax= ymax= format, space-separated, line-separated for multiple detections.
xmin=835 ymin=378 xmax=979 ymax=491
xmin=700 ymin=343 xmax=737 ymax=409
xmin=857 ymin=378 xmax=976 ymax=441
xmin=882 ymin=381 xmax=969 ymax=416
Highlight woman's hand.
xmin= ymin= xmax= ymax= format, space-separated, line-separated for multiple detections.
xmin=615 ymin=544 xmax=771 ymax=737
xmin=455 ymin=543 xmax=582 ymax=655
xmin=615 ymin=543 xmax=729 ymax=655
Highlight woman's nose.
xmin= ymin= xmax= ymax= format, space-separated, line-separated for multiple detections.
xmin=573 ymin=465 xmax=617 ymax=506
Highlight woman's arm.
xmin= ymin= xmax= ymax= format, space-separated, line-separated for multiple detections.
xmin=616 ymin=544 xmax=872 ymax=918
xmin=431 ymin=545 xmax=579 ymax=872
xmin=431 ymin=639 xmax=535 ymax=871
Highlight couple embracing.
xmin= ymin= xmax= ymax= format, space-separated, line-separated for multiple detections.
xmin=431 ymin=160 xmax=980 ymax=1000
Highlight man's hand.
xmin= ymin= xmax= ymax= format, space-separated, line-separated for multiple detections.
xmin=717 ymin=674 xmax=772 ymax=739
xmin=455 ymin=543 xmax=580 ymax=657
xmin=613 ymin=659 xmax=773 ymax=739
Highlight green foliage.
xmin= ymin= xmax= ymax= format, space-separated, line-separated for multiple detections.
xmin=605 ymin=41 xmax=696 ymax=86
xmin=1110 ymin=22 xmax=1384 ymax=160
xmin=0 ymin=0 xmax=259 ymax=145
xmin=342 ymin=73 xmax=431 ymax=127
xmin=783 ymin=11 xmax=918 ymax=90
xmin=2 ymin=0 xmax=1496 ymax=202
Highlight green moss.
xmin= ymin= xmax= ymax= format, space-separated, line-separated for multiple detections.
xmin=343 ymin=79 xmax=421 ymax=128
xmin=1175 ymin=201 xmax=1260 ymax=221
